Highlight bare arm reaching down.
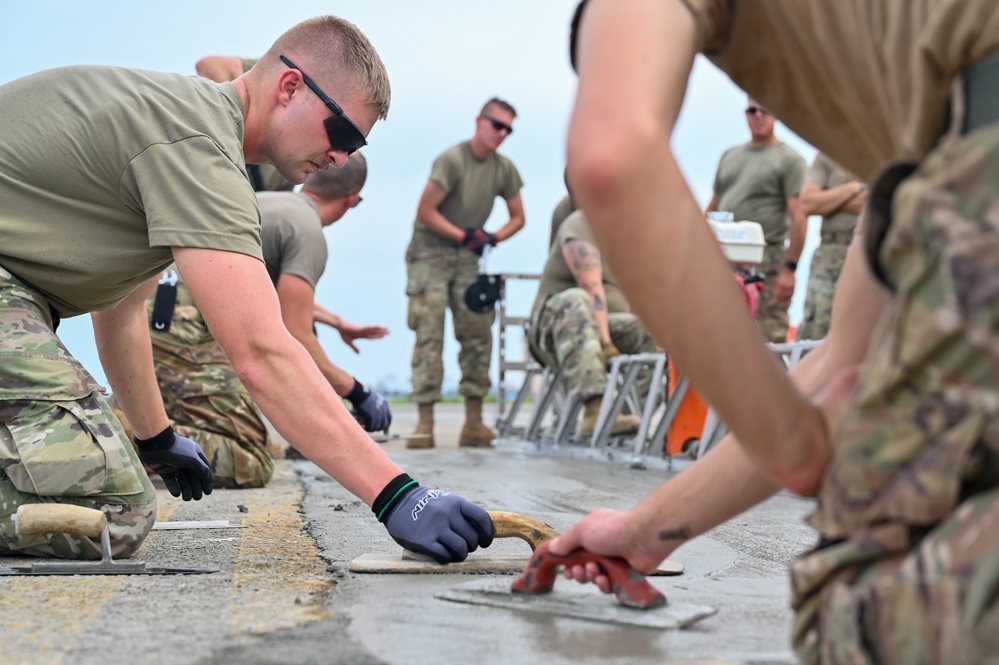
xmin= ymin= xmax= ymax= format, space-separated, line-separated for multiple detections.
xmin=550 ymin=231 xmax=888 ymax=587
xmin=567 ymin=0 xmax=828 ymax=494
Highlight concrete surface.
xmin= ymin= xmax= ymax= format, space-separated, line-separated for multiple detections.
xmin=0 ymin=402 xmax=817 ymax=665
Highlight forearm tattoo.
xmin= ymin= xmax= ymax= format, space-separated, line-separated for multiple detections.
xmin=593 ymin=294 xmax=605 ymax=311
xmin=658 ymin=527 xmax=690 ymax=542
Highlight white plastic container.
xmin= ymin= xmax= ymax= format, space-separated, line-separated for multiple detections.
xmin=706 ymin=218 xmax=766 ymax=265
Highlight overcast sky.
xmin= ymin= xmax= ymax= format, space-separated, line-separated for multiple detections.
xmin=0 ymin=1 xmax=819 ymax=395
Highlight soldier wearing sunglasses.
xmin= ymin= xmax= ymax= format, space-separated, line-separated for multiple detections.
xmin=404 ymin=98 xmax=526 ymax=449
xmin=705 ymin=97 xmax=808 ymax=344
xmin=0 ymin=15 xmax=493 ymax=565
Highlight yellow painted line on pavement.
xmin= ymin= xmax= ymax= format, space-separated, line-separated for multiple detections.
xmin=230 ymin=462 xmax=334 ymax=634
xmin=0 ymin=495 xmax=183 ymax=665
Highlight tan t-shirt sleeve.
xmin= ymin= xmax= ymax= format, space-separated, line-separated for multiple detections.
xmin=500 ymin=161 xmax=524 ymax=201
xmin=677 ymin=0 xmax=732 ymax=53
xmin=122 ymin=136 xmax=263 ymax=260
xmin=805 ymin=153 xmax=833 ymax=189
xmin=782 ymin=151 xmax=807 ymax=200
xmin=428 ymin=150 xmax=462 ymax=194
xmin=272 ymin=218 xmax=327 ymax=289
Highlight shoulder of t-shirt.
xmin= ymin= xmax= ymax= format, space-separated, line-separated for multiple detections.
xmin=557 ymin=211 xmax=593 ymax=247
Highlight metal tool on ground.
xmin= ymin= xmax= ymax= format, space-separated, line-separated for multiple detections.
xmin=437 ymin=577 xmax=716 ymax=629
xmin=0 ymin=504 xmax=218 ymax=576
xmin=437 ymin=541 xmax=714 ymax=629
xmin=350 ymin=510 xmax=684 ymax=575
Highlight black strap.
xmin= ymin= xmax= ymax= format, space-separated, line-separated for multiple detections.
xmin=150 ymin=268 xmax=180 ymax=332
xmin=247 ymin=164 xmax=267 ymax=192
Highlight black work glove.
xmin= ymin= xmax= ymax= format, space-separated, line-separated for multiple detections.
xmin=461 ymin=229 xmax=495 ymax=256
xmin=373 ymin=474 xmax=494 ymax=563
xmin=346 ymin=379 xmax=392 ymax=432
xmin=135 ymin=426 xmax=214 ymax=501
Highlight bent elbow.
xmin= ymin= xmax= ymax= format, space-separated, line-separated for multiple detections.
xmin=566 ymin=118 xmax=660 ymax=212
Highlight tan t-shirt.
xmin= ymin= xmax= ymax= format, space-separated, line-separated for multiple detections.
xmin=805 ymin=152 xmax=862 ymax=238
xmin=530 ymin=211 xmax=630 ymax=326
xmin=410 ymin=141 xmax=523 ymax=248
xmin=549 ymin=194 xmax=576 ymax=249
xmin=0 ymin=66 xmax=261 ymax=317
xmin=713 ymin=142 xmax=806 ymax=245
xmin=258 ymin=192 xmax=327 ymax=289
xmin=680 ymin=0 xmax=999 ymax=182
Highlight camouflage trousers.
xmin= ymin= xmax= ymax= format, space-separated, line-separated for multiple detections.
xmin=790 ymin=122 xmax=999 ymax=663
xmin=756 ymin=243 xmax=791 ymax=343
xmin=797 ymin=236 xmax=851 ymax=341
xmin=530 ymin=289 xmax=657 ymax=400
xmin=145 ymin=280 xmax=273 ymax=489
xmin=406 ymin=245 xmax=494 ymax=403
xmin=0 ymin=266 xmax=156 ymax=559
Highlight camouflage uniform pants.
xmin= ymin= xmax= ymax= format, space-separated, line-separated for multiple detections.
xmin=797 ymin=234 xmax=852 ymax=341
xmin=0 ymin=266 xmax=156 ymax=559
xmin=146 ymin=281 xmax=273 ymax=489
xmin=530 ymin=289 xmax=657 ymax=400
xmin=790 ymin=123 xmax=999 ymax=663
xmin=406 ymin=245 xmax=494 ymax=403
xmin=756 ymin=243 xmax=790 ymax=343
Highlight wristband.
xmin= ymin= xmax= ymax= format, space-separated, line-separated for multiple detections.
xmin=134 ymin=425 xmax=175 ymax=451
xmin=372 ymin=473 xmax=419 ymax=522
xmin=784 ymin=260 xmax=798 ymax=272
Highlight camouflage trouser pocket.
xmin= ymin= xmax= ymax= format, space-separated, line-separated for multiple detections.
xmin=0 ymin=393 xmax=146 ymax=498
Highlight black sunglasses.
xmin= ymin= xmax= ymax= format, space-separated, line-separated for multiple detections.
xmin=481 ymin=114 xmax=513 ymax=135
xmin=351 ymin=195 xmax=363 ymax=209
xmin=280 ymin=55 xmax=368 ymax=155
xmin=745 ymin=106 xmax=771 ymax=117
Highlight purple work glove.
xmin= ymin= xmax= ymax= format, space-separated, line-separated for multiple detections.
xmin=346 ymin=379 xmax=392 ymax=432
xmin=461 ymin=229 xmax=496 ymax=256
xmin=135 ymin=426 xmax=214 ymax=501
xmin=373 ymin=474 xmax=495 ymax=564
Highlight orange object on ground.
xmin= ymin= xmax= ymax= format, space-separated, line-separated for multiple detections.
xmin=664 ymin=271 xmax=761 ymax=456
xmin=664 ymin=357 xmax=710 ymax=456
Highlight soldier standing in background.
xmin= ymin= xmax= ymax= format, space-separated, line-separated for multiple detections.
xmin=797 ymin=152 xmax=867 ymax=340
xmin=405 ymin=98 xmax=526 ymax=449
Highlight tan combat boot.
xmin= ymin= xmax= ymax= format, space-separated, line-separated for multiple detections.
xmin=406 ymin=403 xmax=435 ymax=449
xmin=579 ymin=397 xmax=641 ymax=437
xmin=458 ymin=397 xmax=496 ymax=448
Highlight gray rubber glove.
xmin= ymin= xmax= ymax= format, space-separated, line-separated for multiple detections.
xmin=374 ymin=474 xmax=494 ymax=563
xmin=135 ymin=426 xmax=214 ymax=501
xmin=345 ymin=379 xmax=392 ymax=432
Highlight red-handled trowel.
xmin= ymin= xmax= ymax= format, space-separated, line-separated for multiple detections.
xmin=0 ymin=503 xmax=217 ymax=576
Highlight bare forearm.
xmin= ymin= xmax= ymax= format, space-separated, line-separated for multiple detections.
xmin=417 ymin=207 xmax=464 ymax=243
xmin=572 ymin=151 xmax=824 ymax=493
xmin=312 ymin=303 xmax=342 ymax=329
xmin=801 ymin=182 xmax=863 ymax=217
xmin=493 ymin=215 xmax=525 ymax=242
xmin=293 ymin=330 xmax=356 ymax=395
xmin=91 ymin=307 xmax=168 ymax=439
xmin=235 ymin=335 xmax=399 ymax=504
xmin=581 ymin=281 xmax=612 ymax=342
xmin=786 ymin=212 xmax=807 ymax=263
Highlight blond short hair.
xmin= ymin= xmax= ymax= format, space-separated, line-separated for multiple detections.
xmin=263 ymin=15 xmax=391 ymax=120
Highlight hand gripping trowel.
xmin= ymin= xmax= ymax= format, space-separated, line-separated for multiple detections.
xmin=436 ymin=540 xmax=716 ymax=630
xmin=0 ymin=504 xmax=217 ymax=576
xmin=350 ymin=510 xmax=684 ymax=576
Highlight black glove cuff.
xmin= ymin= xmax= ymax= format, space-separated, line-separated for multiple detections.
xmin=373 ymin=473 xmax=419 ymax=522
xmin=460 ymin=229 xmax=475 ymax=247
xmin=345 ymin=379 xmax=369 ymax=407
xmin=135 ymin=425 xmax=175 ymax=452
